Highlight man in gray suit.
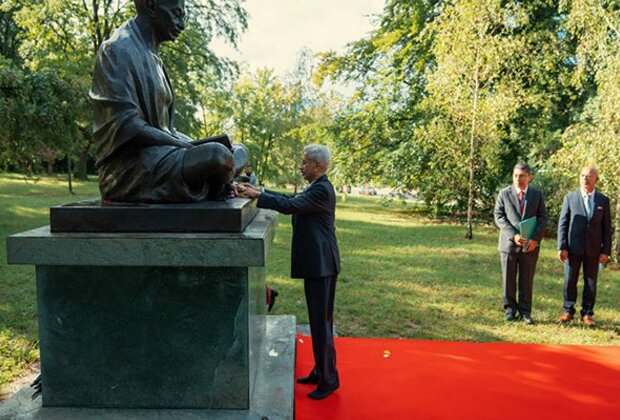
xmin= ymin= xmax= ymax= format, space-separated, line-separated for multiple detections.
xmin=557 ymin=166 xmax=611 ymax=327
xmin=494 ymin=163 xmax=548 ymax=324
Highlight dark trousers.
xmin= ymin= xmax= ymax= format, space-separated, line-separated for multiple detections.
xmin=499 ymin=250 xmax=539 ymax=316
xmin=563 ymin=254 xmax=599 ymax=316
xmin=304 ymin=275 xmax=339 ymax=387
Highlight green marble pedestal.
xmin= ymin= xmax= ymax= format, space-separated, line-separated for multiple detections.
xmin=6 ymin=208 xmax=278 ymax=410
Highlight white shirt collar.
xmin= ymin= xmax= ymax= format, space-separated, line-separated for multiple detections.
xmin=514 ymin=185 xmax=528 ymax=195
xmin=581 ymin=188 xmax=595 ymax=198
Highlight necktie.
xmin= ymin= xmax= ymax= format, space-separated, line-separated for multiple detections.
xmin=585 ymin=193 xmax=593 ymax=219
xmin=518 ymin=191 xmax=525 ymax=216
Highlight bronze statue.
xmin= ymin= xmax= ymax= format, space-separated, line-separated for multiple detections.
xmin=90 ymin=0 xmax=247 ymax=203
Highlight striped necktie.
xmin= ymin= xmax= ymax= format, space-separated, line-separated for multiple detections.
xmin=518 ymin=191 xmax=525 ymax=217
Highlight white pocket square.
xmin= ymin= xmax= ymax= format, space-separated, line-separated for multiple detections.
xmin=597 ymin=206 xmax=603 ymax=210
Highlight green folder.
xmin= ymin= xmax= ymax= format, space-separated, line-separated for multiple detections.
xmin=519 ymin=216 xmax=537 ymax=240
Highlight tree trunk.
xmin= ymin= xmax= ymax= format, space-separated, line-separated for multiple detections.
xmin=615 ymin=198 xmax=620 ymax=261
xmin=466 ymin=46 xmax=481 ymax=240
xmin=293 ymin=161 xmax=299 ymax=193
xmin=75 ymin=131 xmax=92 ymax=181
xmin=258 ymin=133 xmax=273 ymax=186
xmin=256 ymin=135 xmax=268 ymax=185
xmin=67 ymin=155 xmax=75 ymax=195
xmin=75 ymin=150 xmax=88 ymax=181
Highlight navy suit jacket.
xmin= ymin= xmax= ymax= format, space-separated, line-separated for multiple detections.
xmin=557 ymin=189 xmax=612 ymax=257
xmin=257 ymin=174 xmax=340 ymax=279
xmin=494 ymin=185 xmax=547 ymax=254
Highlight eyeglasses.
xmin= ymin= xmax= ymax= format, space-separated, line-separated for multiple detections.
xmin=172 ymin=7 xmax=188 ymax=23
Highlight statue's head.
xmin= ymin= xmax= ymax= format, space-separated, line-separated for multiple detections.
xmin=134 ymin=0 xmax=186 ymax=43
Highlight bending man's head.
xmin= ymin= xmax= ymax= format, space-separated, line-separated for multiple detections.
xmin=134 ymin=0 xmax=186 ymax=43
xmin=300 ymin=144 xmax=331 ymax=183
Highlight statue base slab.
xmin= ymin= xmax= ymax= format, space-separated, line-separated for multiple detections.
xmin=49 ymin=198 xmax=258 ymax=233
xmin=0 ymin=316 xmax=296 ymax=419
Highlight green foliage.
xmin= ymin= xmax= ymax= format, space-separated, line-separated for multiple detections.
xmin=201 ymin=50 xmax=336 ymax=187
xmin=0 ymin=61 xmax=85 ymax=174
xmin=0 ymin=2 xmax=21 ymax=62
xmin=550 ymin=0 xmax=620 ymax=257
xmin=317 ymin=0 xmax=613 ymax=240
xmin=160 ymin=0 xmax=248 ymax=137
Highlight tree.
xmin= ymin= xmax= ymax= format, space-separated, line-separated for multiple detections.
xmin=316 ymin=0 xmax=440 ymax=189
xmin=0 ymin=61 xmax=84 ymax=177
xmin=0 ymin=2 xmax=21 ymax=62
xmin=229 ymin=68 xmax=292 ymax=184
xmin=551 ymin=0 xmax=620 ymax=259
xmin=319 ymin=0 xmax=578 ymax=232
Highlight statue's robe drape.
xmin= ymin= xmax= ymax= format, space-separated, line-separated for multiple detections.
xmin=90 ymin=18 xmax=208 ymax=203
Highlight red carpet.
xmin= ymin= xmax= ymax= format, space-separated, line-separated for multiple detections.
xmin=294 ymin=335 xmax=620 ymax=419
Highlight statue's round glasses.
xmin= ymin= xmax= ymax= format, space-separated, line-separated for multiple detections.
xmin=172 ymin=8 xmax=188 ymax=24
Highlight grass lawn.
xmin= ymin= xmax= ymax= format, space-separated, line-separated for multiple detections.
xmin=1 ymin=174 xmax=619 ymax=389
xmin=268 ymin=195 xmax=620 ymax=344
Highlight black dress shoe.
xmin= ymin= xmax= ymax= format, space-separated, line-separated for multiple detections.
xmin=505 ymin=313 xmax=516 ymax=322
xmin=297 ymin=375 xmax=319 ymax=385
xmin=307 ymin=383 xmax=339 ymax=400
xmin=522 ymin=315 xmax=535 ymax=325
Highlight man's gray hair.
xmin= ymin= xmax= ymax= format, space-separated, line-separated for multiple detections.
xmin=304 ymin=144 xmax=331 ymax=166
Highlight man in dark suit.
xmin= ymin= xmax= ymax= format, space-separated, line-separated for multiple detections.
xmin=237 ymin=144 xmax=340 ymax=400
xmin=557 ymin=166 xmax=612 ymax=327
xmin=494 ymin=163 xmax=548 ymax=324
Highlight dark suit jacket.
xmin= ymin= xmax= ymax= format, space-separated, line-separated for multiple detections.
xmin=257 ymin=174 xmax=340 ymax=279
xmin=557 ymin=189 xmax=612 ymax=257
xmin=494 ymin=185 xmax=548 ymax=254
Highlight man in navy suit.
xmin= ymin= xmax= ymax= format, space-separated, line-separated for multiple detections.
xmin=557 ymin=166 xmax=612 ymax=327
xmin=237 ymin=144 xmax=340 ymax=400
xmin=494 ymin=163 xmax=548 ymax=324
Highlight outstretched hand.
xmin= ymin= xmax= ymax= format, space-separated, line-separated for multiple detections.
xmin=236 ymin=182 xmax=261 ymax=199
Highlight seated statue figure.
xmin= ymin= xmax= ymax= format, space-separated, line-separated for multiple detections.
xmin=90 ymin=0 xmax=246 ymax=203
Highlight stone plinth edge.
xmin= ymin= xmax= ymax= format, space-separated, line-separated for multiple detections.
xmin=7 ymin=209 xmax=277 ymax=267
xmin=50 ymin=198 xmax=259 ymax=233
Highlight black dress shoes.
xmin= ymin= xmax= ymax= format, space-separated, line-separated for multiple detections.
xmin=522 ymin=315 xmax=535 ymax=325
xmin=296 ymin=374 xmax=319 ymax=385
xmin=307 ymin=383 xmax=339 ymax=400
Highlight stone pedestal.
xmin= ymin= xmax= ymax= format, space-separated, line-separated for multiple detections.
xmin=6 ymin=203 xmax=285 ymax=411
xmin=0 ymin=316 xmax=296 ymax=419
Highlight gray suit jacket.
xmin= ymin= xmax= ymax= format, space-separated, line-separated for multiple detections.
xmin=557 ymin=189 xmax=612 ymax=257
xmin=494 ymin=185 xmax=548 ymax=254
